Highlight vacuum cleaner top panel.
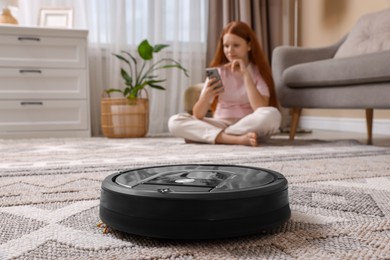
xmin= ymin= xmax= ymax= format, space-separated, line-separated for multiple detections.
xmin=113 ymin=164 xmax=287 ymax=198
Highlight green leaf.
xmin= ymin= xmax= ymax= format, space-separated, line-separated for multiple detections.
xmin=145 ymin=79 xmax=166 ymax=90
xmin=120 ymin=68 xmax=132 ymax=84
xmin=112 ymin=54 xmax=130 ymax=65
xmin=138 ymin=40 xmax=154 ymax=60
xmin=104 ymin=88 xmax=124 ymax=96
xmin=121 ymin=51 xmax=137 ymax=65
xmin=123 ymin=87 xmax=131 ymax=97
xmin=148 ymin=84 xmax=166 ymax=90
xmin=158 ymin=65 xmax=189 ymax=77
xmin=153 ymin=44 xmax=169 ymax=53
xmin=160 ymin=64 xmax=182 ymax=69
xmin=155 ymin=58 xmax=190 ymax=77
xmin=146 ymin=75 xmax=158 ymax=79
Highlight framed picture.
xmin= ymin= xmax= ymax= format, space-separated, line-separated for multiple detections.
xmin=39 ymin=9 xmax=73 ymax=29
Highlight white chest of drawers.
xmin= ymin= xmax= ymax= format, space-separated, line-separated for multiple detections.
xmin=0 ymin=26 xmax=90 ymax=138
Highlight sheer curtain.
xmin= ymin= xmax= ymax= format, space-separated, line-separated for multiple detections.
xmin=17 ymin=0 xmax=208 ymax=136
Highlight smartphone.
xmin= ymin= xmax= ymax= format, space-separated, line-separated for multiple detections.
xmin=206 ymin=68 xmax=223 ymax=89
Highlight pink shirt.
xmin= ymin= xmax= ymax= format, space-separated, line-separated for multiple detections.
xmin=201 ymin=63 xmax=270 ymax=119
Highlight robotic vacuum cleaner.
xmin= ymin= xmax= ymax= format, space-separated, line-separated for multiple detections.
xmin=100 ymin=164 xmax=290 ymax=239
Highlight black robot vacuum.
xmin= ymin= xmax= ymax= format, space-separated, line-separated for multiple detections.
xmin=99 ymin=164 xmax=290 ymax=239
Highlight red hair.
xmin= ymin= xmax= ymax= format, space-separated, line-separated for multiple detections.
xmin=209 ymin=21 xmax=278 ymax=110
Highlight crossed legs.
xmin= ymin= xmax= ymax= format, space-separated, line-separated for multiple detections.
xmin=168 ymin=107 xmax=281 ymax=146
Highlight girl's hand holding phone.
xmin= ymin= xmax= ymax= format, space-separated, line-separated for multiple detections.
xmin=205 ymin=68 xmax=224 ymax=94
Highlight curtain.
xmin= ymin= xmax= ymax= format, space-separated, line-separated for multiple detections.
xmin=206 ymin=0 xmax=283 ymax=65
xmin=17 ymin=0 xmax=208 ymax=136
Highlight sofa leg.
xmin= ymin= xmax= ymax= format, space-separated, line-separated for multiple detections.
xmin=290 ymin=108 xmax=302 ymax=141
xmin=366 ymin=109 xmax=373 ymax=145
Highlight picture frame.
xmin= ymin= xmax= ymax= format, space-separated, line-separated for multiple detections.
xmin=39 ymin=9 xmax=73 ymax=29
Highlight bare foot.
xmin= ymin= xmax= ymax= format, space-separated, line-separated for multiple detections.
xmin=237 ymin=132 xmax=258 ymax=146
xmin=239 ymin=132 xmax=258 ymax=147
xmin=215 ymin=132 xmax=258 ymax=147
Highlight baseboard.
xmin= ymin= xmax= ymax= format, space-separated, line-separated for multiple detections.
xmin=299 ymin=116 xmax=390 ymax=135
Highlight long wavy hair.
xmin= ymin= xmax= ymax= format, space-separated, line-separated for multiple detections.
xmin=209 ymin=21 xmax=278 ymax=109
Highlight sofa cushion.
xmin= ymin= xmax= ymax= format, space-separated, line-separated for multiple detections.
xmin=334 ymin=8 xmax=390 ymax=58
xmin=283 ymin=50 xmax=390 ymax=88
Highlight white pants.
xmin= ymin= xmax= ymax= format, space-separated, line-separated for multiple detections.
xmin=168 ymin=106 xmax=281 ymax=144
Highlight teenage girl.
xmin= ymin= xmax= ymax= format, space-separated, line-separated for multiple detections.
xmin=168 ymin=21 xmax=281 ymax=146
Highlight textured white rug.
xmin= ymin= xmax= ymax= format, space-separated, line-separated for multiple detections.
xmin=0 ymin=137 xmax=389 ymax=259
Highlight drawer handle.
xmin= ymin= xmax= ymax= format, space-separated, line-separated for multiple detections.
xmin=17 ymin=37 xmax=41 ymax=42
xmin=20 ymin=102 xmax=43 ymax=106
xmin=19 ymin=69 xmax=42 ymax=74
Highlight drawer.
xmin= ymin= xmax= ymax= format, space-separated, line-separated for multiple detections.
xmin=0 ymin=35 xmax=86 ymax=68
xmin=0 ymin=100 xmax=88 ymax=131
xmin=0 ymin=68 xmax=87 ymax=99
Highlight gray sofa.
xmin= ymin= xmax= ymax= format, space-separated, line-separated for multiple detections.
xmin=272 ymin=39 xmax=390 ymax=144
xmin=272 ymin=8 xmax=390 ymax=144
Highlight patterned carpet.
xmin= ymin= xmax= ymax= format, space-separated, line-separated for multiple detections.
xmin=0 ymin=137 xmax=389 ymax=259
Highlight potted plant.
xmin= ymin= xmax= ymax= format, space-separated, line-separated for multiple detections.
xmin=101 ymin=39 xmax=189 ymax=138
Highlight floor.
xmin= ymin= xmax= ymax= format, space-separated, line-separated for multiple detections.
xmin=275 ymin=129 xmax=390 ymax=147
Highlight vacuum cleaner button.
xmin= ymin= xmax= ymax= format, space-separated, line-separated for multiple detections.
xmin=158 ymin=188 xmax=172 ymax=193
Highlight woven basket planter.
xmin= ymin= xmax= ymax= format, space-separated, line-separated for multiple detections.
xmin=101 ymin=97 xmax=149 ymax=138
